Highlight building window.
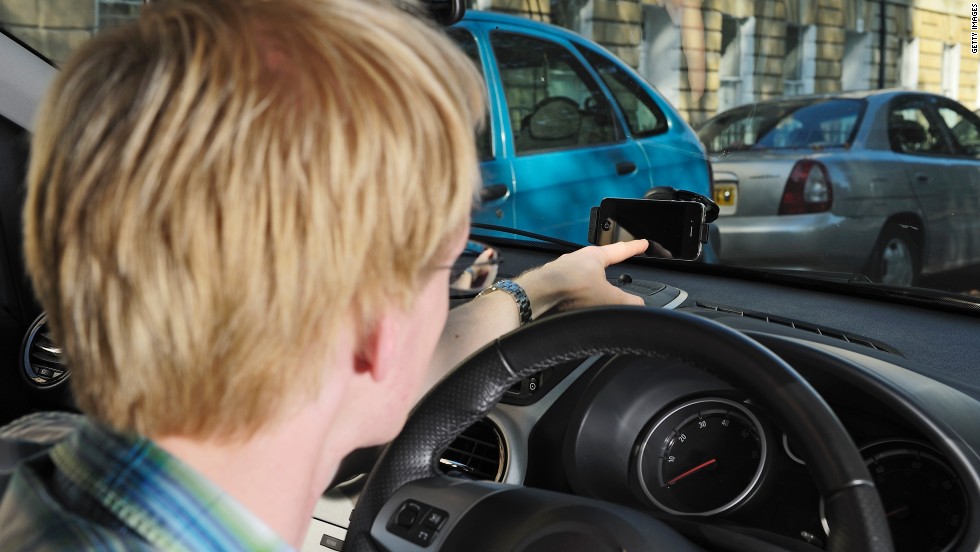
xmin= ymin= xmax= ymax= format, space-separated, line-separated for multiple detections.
xmin=639 ymin=5 xmax=681 ymax=109
xmin=783 ymin=24 xmax=816 ymax=96
xmin=941 ymin=43 xmax=960 ymax=99
xmin=842 ymin=31 xmax=873 ymax=91
xmin=899 ymin=38 xmax=919 ymax=89
xmin=719 ymin=15 xmax=755 ymax=111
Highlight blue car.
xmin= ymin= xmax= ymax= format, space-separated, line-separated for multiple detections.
xmin=449 ymin=12 xmax=711 ymax=245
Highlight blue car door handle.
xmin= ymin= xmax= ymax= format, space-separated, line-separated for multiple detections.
xmin=616 ymin=161 xmax=636 ymax=175
xmin=480 ymin=183 xmax=509 ymax=202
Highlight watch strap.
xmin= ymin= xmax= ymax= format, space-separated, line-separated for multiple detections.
xmin=485 ymin=279 xmax=531 ymax=325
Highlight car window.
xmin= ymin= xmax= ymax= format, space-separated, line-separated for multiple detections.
xmin=936 ymin=103 xmax=980 ymax=159
xmin=488 ymin=31 xmax=620 ymax=155
xmin=445 ymin=28 xmax=493 ymax=161
xmin=574 ymin=45 xmax=667 ymax=138
xmin=888 ymin=99 xmax=953 ymax=155
xmin=698 ymin=99 xmax=862 ymax=153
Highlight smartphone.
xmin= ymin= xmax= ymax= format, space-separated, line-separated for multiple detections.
xmin=588 ymin=198 xmax=708 ymax=260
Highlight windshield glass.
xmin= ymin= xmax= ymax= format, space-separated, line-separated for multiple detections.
xmin=2 ymin=0 xmax=978 ymax=300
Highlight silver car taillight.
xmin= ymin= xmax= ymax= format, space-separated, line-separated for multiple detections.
xmin=778 ymin=160 xmax=833 ymax=215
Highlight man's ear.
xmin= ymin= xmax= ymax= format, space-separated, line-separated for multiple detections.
xmin=353 ymin=313 xmax=398 ymax=382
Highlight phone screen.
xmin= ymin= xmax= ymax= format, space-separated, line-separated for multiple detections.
xmin=590 ymin=199 xmax=706 ymax=260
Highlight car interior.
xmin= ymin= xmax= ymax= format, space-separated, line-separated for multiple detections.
xmin=1 ymin=1 xmax=980 ymax=552
xmin=889 ymin=118 xmax=928 ymax=153
xmin=307 ymin=236 xmax=980 ymax=552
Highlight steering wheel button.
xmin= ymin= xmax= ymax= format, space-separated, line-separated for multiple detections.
xmin=318 ymin=534 xmax=344 ymax=550
xmin=412 ymin=528 xmax=435 ymax=546
xmin=421 ymin=508 xmax=447 ymax=529
xmin=395 ymin=502 xmax=421 ymax=529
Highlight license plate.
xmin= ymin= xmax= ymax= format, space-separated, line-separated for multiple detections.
xmin=714 ymin=183 xmax=737 ymax=215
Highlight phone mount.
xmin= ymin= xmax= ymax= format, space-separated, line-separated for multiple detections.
xmin=410 ymin=0 xmax=466 ymax=26
xmin=643 ymin=186 xmax=719 ymax=223
xmin=587 ymin=187 xmax=719 ymax=248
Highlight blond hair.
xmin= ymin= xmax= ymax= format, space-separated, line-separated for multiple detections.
xmin=24 ymin=0 xmax=485 ymax=440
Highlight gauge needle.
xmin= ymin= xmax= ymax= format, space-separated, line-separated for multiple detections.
xmin=667 ymin=458 xmax=717 ymax=485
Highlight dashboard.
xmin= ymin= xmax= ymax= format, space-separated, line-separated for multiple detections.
xmin=505 ymin=340 xmax=977 ymax=552
xmin=306 ymin=238 xmax=980 ymax=552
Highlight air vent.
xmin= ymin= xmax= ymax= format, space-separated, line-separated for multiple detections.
xmin=694 ymin=302 xmax=899 ymax=355
xmin=439 ymin=418 xmax=507 ymax=482
xmin=21 ymin=313 xmax=68 ymax=388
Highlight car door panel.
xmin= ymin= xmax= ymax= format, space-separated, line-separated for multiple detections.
xmin=510 ymin=144 xmax=649 ymax=240
xmin=447 ymin=25 xmax=518 ymax=232
xmin=466 ymin=21 xmax=649 ymax=244
xmin=933 ymin=101 xmax=980 ymax=270
xmin=888 ymin=97 xmax=970 ymax=272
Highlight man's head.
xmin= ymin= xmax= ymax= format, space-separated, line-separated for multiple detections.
xmin=24 ymin=0 xmax=485 ymax=440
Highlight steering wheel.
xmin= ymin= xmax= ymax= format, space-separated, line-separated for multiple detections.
xmin=346 ymin=306 xmax=894 ymax=551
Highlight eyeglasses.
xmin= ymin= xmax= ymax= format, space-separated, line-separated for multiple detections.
xmin=445 ymin=240 xmax=501 ymax=298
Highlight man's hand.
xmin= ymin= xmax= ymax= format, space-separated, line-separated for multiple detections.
xmin=516 ymin=239 xmax=649 ymax=315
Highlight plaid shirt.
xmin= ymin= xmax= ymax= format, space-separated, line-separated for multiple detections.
xmin=0 ymin=419 xmax=291 ymax=551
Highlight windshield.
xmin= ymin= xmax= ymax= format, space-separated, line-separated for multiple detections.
xmin=2 ymin=0 xmax=978 ymax=300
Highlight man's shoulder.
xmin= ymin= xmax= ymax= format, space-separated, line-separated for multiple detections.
xmin=0 ymin=454 xmax=152 ymax=552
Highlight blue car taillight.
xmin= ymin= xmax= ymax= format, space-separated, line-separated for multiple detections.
xmin=706 ymin=158 xmax=715 ymax=199
xmin=778 ymin=160 xmax=833 ymax=215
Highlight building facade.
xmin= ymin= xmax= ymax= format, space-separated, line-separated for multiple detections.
xmin=473 ymin=0 xmax=980 ymax=125
xmin=2 ymin=0 xmax=977 ymax=124
xmin=0 ymin=0 xmax=141 ymax=64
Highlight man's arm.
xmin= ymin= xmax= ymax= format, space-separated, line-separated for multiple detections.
xmin=425 ymin=240 xmax=649 ymax=391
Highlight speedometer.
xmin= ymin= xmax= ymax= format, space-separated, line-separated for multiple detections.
xmin=633 ymin=397 xmax=768 ymax=516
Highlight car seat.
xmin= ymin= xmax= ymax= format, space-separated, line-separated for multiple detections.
xmin=0 ymin=411 xmax=83 ymax=496
xmin=890 ymin=119 xmax=928 ymax=153
xmin=517 ymin=96 xmax=581 ymax=152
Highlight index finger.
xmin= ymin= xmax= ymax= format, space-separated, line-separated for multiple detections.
xmin=596 ymin=239 xmax=649 ymax=266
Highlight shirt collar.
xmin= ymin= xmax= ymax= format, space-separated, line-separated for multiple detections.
xmin=51 ymin=420 xmax=292 ymax=552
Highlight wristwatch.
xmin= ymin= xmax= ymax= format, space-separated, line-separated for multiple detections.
xmin=482 ymin=279 xmax=532 ymax=325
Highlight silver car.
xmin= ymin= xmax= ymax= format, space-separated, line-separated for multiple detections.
xmin=699 ymin=90 xmax=980 ymax=286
